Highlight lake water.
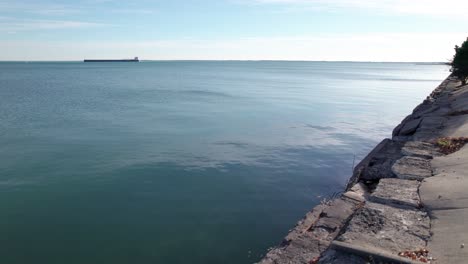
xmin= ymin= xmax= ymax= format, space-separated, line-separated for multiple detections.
xmin=0 ymin=61 xmax=448 ymax=263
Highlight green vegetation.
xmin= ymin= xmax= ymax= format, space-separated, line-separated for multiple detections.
xmin=450 ymin=37 xmax=468 ymax=86
xmin=435 ymin=137 xmax=468 ymax=154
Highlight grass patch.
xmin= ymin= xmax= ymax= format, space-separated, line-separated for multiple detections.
xmin=435 ymin=137 xmax=468 ymax=154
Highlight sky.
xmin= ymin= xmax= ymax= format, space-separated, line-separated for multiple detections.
xmin=0 ymin=0 xmax=467 ymax=61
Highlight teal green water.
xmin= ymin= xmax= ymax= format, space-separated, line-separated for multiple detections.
xmin=0 ymin=61 xmax=448 ymax=263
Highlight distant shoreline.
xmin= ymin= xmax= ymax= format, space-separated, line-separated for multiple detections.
xmin=0 ymin=60 xmax=447 ymax=65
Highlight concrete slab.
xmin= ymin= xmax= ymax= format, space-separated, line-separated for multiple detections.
xmin=421 ymin=146 xmax=468 ymax=210
xmin=431 ymin=145 xmax=468 ymax=169
xmin=336 ymin=202 xmax=430 ymax=254
xmin=427 ymin=208 xmax=468 ymax=264
xmin=420 ymin=173 xmax=468 ymax=211
xmin=420 ymin=145 xmax=468 ymax=263
xmin=370 ymin=178 xmax=420 ymax=209
xmin=391 ymin=156 xmax=432 ymax=180
xmin=401 ymin=141 xmax=440 ymax=159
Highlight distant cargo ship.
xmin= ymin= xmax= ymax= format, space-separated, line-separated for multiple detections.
xmin=84 ymin=57 xmax=139 ymax=62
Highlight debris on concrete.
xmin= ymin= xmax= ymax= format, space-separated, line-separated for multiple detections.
xmin=398 ymin=248 xmax=432 ymax=263
xmin=435 ymin=137 xmax=468 ymax=154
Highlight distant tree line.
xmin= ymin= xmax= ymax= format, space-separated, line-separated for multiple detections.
xmin=450 ymin=37 xmax=468 ymax=86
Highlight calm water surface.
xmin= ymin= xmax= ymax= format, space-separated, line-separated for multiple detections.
xmin=0 ymin=61 xmax=448 ymax=263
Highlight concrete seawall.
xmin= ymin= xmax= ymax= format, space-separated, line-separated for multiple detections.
xmin=258 ymin=75 xmax=468 ymax=263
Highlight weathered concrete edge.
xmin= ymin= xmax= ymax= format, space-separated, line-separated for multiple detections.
xmin=330 ymin=241 xmax=422 ymax=264
xmin=257 ymin=74 xmax=457 ymax=263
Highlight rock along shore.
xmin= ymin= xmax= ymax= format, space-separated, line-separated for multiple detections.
xmin=258 ymin=75 xmax=468 ymax=264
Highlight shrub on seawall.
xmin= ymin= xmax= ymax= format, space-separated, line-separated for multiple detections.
xmin=450 ymin=37 xmax=468 ymax=86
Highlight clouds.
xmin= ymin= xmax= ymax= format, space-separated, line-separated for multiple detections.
xmin=0 ymin=1 xmax=80 ymax=16
xmin=0 ymin=1 xmax=157 ymax=33
xmin=0 ymin=1 xmax=104 ymax=32
xmin=0 ymin=0 xmax=158 ymax=16
xmin=0 ymin=17 xmax=106 ymax=33
xmin=254 ymin=0 xmax=468 ymax=16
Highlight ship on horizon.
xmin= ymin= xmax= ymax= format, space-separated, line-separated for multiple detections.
xmin=84 ymin=57 xmax=139 ymax=62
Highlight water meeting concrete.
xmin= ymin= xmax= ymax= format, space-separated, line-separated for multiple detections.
xmin=259 ymin=76 xmax=468 ymax=263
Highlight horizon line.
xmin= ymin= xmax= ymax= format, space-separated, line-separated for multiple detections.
xmin=0 ymin=59 xmax=447 ymax=64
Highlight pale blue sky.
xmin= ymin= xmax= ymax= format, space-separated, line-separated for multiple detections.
xmin=1 ymin=0 xmax=467 ymax=61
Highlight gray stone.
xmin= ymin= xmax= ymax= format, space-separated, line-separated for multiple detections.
xmin=259 ymin=233 xmax=325 ymax=264
xmin=413 ymin=104 xmax=440 ymax=118
xmin=399 ymin=118 xmax=422 ymax=136
xmin=369 ymin=178 xmax=420 ymax=209
xmin=362 ymin=158 xmax=395 ymax=180
xmin=342 ymin=182 xmax=368 ymax=203
xmin=418 ymin=116 xmax=447 ymax=130
xmin=312 ymin=198 xmax=359 ymax=239
xmin=391 ymin=156 xmax=432 ymax=180
xmin=336 ymin=202 xmax=430 ymax=254
xmin=283 ymin=205 xmax=326 ymax=241
xmin=392 ymin=135 xmax=414 ymax=142
xmin=414 ymin=104 xmax=452 ymax=118
xmin=412 ymin=102 xmax=433 ymax=115
xmin=392 ymin=122 xmax=405 ymax=137
xmin=259 ymin=239 xmax=321 ymax=264
xmin=412 ymin=116 xmax=448 ymax=142
xmin=413 ymin=131 xmax=442 ymax=142
xmin=348 ymin=139 xmax=403 ymax=187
